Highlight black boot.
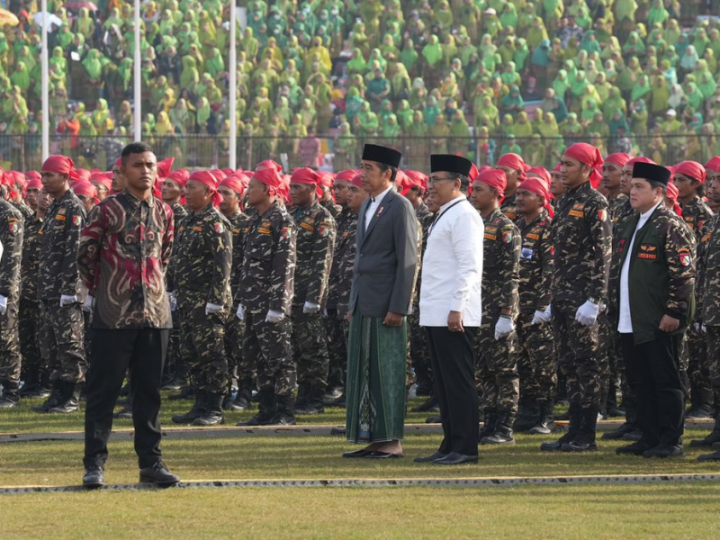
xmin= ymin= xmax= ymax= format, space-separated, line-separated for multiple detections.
xmin=162 ymin=374 xmax=186 ymax=391
xmin=48 ymin=380 xmax=80 ymax=413
xmin=562 ymin=406 xmax=598 ymax=452
xmin=32 ymin=379 xmax=63 ymax=412
xmin=171 ymin=392 xmax=206 ymax=424
xmin=478 ymin=410 xmax=497 ymax=440
xmin=294 ymin=386 xmax=325 ymax=415
xmin=686 ymin=387 xmax=714 ymax=419
xmin=529 ymin=401 xmax=555 ymax=435
xmin=273 ymin=394 xmax=297 ymax=425
xmin=411 ymin=395 xmax=439 ymax=413
xmin=237 ymin=389 xmax=277 ymax=426
xmin=168 ymin=384 xmax=195 ymax=401
xmin=0 ymin=379 xmax=20 ymax=409
xmin=601 ymin=422 xmax=638 ymax=440
xmin=29 ymin=369 xmax=52 ymax=399
xmin=294 ymin=382 xmax=310 ymax=410
xmin=193 ymin=393 xmax=225 ymax=426
xmin=19 ymin=368 xmax=40 ymax=397
xmin=690 ymin=417 xmax=720 ymax=447
xmin=541 ymin=402 xmax=581 ymax=451
xmin=481 ymin=413 xmax=516 ymax=445
xmin=514 ymin=399 xmax=539 ymax=433
xmin=226 ymin=387 xmax=253 ymax=411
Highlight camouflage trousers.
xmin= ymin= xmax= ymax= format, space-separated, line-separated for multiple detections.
xmin=516 ymin=312 xmax=556 ymax=405
xmin=552 ymin=304 xmax=602 ymax=409
xmin=0 ymin=295 xmax=21 ymax=385
xmin=19 ymin=297 xmax=42 ymax=372
xmin=408 ymin=311 xmax=432 ymax=389
xmin=705 ymin=326 xmax=720 ymax=411
xmin=474 ymin=311 xmax=519 ymax=417
xmin=39 ymin=300 xmax=87 ymax=383
xmin=83 ymin=310 xmax=93 ymax=363
xmin=226 ymin=315 xmax=254 ymax=387
xmin=244 ymin=310 xmax=295 ymax=396
xmin=687 ymin=325 xmax=711 ymax=393
xmin=291 ymin=306 xmax=330 ymax=389
xmin=324 ymin=308 xmax=348 ymax=390
xmin=178 ymin=297 xmax=229 ymax=395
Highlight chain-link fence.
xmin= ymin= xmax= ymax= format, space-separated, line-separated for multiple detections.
xmin=0 ymin=133 xmax=713 ymax=173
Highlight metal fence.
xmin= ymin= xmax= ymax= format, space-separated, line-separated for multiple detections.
xmin=0 ymin=134 xmax=713 ymax=173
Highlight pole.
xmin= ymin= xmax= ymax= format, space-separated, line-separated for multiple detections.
xmin=228 ymin=1 xmax=237 ymax=169
xmin=133 ymin=0 xmax=142 ymax=141
xmin=41 ymin=0 xmax=49 ymax=160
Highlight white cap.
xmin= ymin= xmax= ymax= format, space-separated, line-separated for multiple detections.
xmin=667 ymin=109 xmax=677 ymax=116
xmin=485 ymin=8 xmax=496 ymax=14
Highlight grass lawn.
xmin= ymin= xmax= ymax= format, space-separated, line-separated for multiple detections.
xmin=3 ymin=483 xmax=720 ymax=540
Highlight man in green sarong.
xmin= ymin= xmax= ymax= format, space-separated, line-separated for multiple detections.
xmin=343 ymin=144 xmax=419 ymax=459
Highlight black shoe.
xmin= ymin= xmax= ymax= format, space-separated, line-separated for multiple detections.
xmin=561 ymin=441 xmax=598 ymax=452
xmin=697 ymin=450 xmax=720 ymax=461
xmin=294 ymin=386 xmax=325 ymax=415
xmin=32 ymin=379 xmax=62 ymax=412
xmin=415 ymin=382 xmax=434 ymax=397
xmin=330 ymin=426 xmax=346 ymax=436
xmin=481 ymin=415 xmax=515 ymax=445
xmin=607 ymin=407 xmax=626 ymax=418
xmin=425 ymin=416 xmax=442 ymax=423
xmin=621 ymin=429 xmax=644 ymax=441
xmin=162 ymin=375 xmax=186 ymax=391
xmin=616 ymin=441 xmax=656 ymax=456
xmin=342 ymin=448 xmax=372 ymax=458
xmin=411 ymin=396 xmax=439 ymax=413
xmin=48 ymin=381 xmax=80 ymax=413
xmin=366 ymin=451 xmax=403 ymax=459
xmin=113 ymin=405 xmax=133 ymax=419
xmin=272 ymin=394 xmax=296 ymax=425
xmin=643 ymin=444 xmax=684 ymax=458
xmin=139 ymin=462 xmax=180 ymax=486
xmin=601 ymin=422 xmax=637 ymax=440
xmin=237 ymin=390 xmax=276 ymax=426
xmin=168 ymin=386 xmax=195 ymax=400
xmin=433 ymin=452 xmax=478 ymax=465
xmin=192 ymin=393 xmax=225 ymax=426
xmin=686 ymin=404 xmax=713 ymax=420
xmin=0 ymin=395 xmax=19 ymax=409
xmin=82 ymin=465 xmax=105 ymax=489
xmin=478 ymin=411 xmax=497 ymax=440
xmin=689 ymin=428 xmax=720 ymax=448
xmin=225 ymin=388 xmax=253 ymax=411
xmin=323 ymin=387 xmax=343 ymax=402
xmin=172 ymin=393 xmax=205 ymax=424
xmin=414 ymin=451 xmax=447 ymax=463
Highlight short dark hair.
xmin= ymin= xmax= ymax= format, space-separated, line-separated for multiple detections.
xmin=378 ymin=163 xmax=398 ymax=183
xmin=121 ymin=142 xmax=154 ymax=165
xmin=648 ymin=180 xmax=667 ymax=195
xmin=447 ymin=172 xmax=470 ymax=192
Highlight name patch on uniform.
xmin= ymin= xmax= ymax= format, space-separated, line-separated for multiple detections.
xmin=300 ymin=222 xmax=315 ymax=232
xmin=258 ymin=227 xmax=272 ymax=235
xmin=569 ymin=210 xmax=584 ymax=218
xmin=638 ymin=253 xmax=657 ymax=260
xmin=233 ymin=228 xmax=240 ymax=234
xmin=526 ymin=233 xmax=540 ymax=240
xmin=702 ymin=233 xmax=712 ymax=243
xmin=192 ymin=227 xmax=203 ymax=231
xmin=485 ymin=226 xmax=498 ymax=234
xmin=521 ymin=247 xmax=534 ymax=259
xmin=57 ymin=208 xmax=66 ymax=215
xmin=261 ymin=221 xmax=271 ymax=227
xmin=484 ymin=233 xmax=497 ymax=241
xmin=55 ymin=215 xmax=66 ymax=221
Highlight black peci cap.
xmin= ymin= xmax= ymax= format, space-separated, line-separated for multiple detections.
xmin=362 ymin=144 xmax=402 ymax=168
xmin=632 ymin=162 xmax=672 ymax=185
xmin=431 ymin=154 xmax=473 ymax=177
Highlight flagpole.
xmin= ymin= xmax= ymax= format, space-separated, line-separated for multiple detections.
xmin=228 ymin=0 xmax=237 ymax=169
xmin=133 ymin=0 xmax=142 ymax=141
xmin=41 ymin=0 xmax=49 ymax=160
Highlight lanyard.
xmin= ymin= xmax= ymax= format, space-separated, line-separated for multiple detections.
xmin=427 ymin=199 xmax=467 ymax=238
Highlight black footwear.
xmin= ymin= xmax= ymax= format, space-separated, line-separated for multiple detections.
xmin=82 ymin=465 xmax=105 ymax=489
xmin=192 ymin=393 xmax=225 ymax=426
xmin=237 ymin=389 xmax=277 ymax=426
xmin=513 ymin=400 xmax=539 ymax=433
xmin=294 ymin=382 xmax=310 ymax=410
xmin=161 ymin=375 xmax=186 ymax=391
xmin=172 ymin=393 xmax=206 ymax=424
xmin=528 ymin=401 xmax=555 ymax=435
xmin=330 ymin=426 xmax=347 ymax=436
xmin=113 ymin=405 xmax=133 ymax=419
xmin=541 ymin=402 xmax=582 ymax=451
xmin=272 ymin=394 xmax=297 ymax=425
xmin=0 ymin=394 xmax=19 ymax=409
xmin=697 ymin=450 xmax=720 ymax=461
xmin=342 ymin=448 xmax=372 ymax=458
xmin=480 ymin=414 xmax=516 ymax=445
xmin=414 ymin=451 xmax=447 ymax=463
xmin=19 ymin=369 xmax=40 ymax=397
xmin=433 ymin=452 xmax=478 ymax=465
xmin=607 ymin=406 xmax=626 ymax=418
xmin=561 ymin=406 xmax=598 ymax=452
xmin=686 ymin=404 xmax=714 ymax=420
xmin=48 ymin=380 xmax=80 ymax=413
xmin=168 ymin=385 xmax=195 ymax=401
xmin=411 ymin=395 xmax=439 ymax=413
xmin=616 ymin=440 xmax=656 ymax=456
xmin=366 ymin=451 xmax=403 ymax=459
xmin=139 ymin=461 xmax=180 ymax=486
xmin=601 ymin=422 xmax=637 ymax=440
xmin=425 ymin=416 xmax=442 ymax=423
xmin=32 ymin=379 xmax=62 ymax=413
xmin=689 ymin=420 xmax=720 ymax=447
xmin=225 ymin=388 xmax=253 ymax=411
xmin=294 ymin=386 xmax=325 ymax=415
xmin=478 ymin=411 xmax=497 ymax=440
xmin=621 ymin=429 xmax=644 ymax=441
xmin=643 ymin=444 xmax=684 ymax=458
xmin=415 ymin=382 xmax=434 ymax=397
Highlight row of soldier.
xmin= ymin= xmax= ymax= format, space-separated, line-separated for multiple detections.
xmin=0 ymin=144 xmax=719 ymax=460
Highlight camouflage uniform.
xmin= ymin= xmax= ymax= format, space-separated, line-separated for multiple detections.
xmin=290 ymin=201 xmax=336 ymax=397
xmin=0 ymin=200 xmax=24 ymax=400
xmin=19 ymin=213 xmax=43 ymax=376
xmin=225 ymin=209 xmax=250 ymax=389
xmin=515 ymin=212 xmax=556 ymax=410
xmin=166 ymin=202 xmax=188 ymax=383
xmin=681 ymin=196 xmax=714 ymax=411
xmin=697 ymin=214 xmax=720 ymax=420
xmin=237 ymin=200 xmax=297 ymax=398
xmin=172 ymin=203 xmax=232 ymax=395
xmin=475 ymin=207 xmax=521 ymax=420
xmin=37 ymin=190 xmax=87 ymax=383
xmin=549 ymin=182 xmax=612 ymax=413
xmin=325 ymin=207 xmax=357 ymax=392
xmin=321 ymin=197 xmax=343 ymax=219
xmin=409 ymin=202 xmax=434 ymax=393
xmin=11 ymin=200 xmax=34 ymax=220
xmin=501 ymin=193 xmax=518 ymax=222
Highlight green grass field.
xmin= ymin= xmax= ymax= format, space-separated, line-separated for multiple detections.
xmin=2 ymin=394 xmax=719 ymax=539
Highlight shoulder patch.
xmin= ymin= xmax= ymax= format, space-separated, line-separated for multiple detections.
xmin=502 ymin=230 xmax=513 ymax=244
xmin=72 ymin=215 xmax=82 ymax=227
xmin=281 ymin=227 xmax=293 ymax=240
xmin=214 ymin=223 xmax=225 ymax=234
xmin=598 ymin=209 xmax=607 ymax=222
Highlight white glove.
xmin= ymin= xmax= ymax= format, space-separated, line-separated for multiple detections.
xmin=575 ymin=300 xmax=600 ymax=327
xmin=693 ymin=322 xmax=706 ymax=333
xmin=702 ymin=324 xmax=707 ymax=333
xmin=236 ymin=304 xmax=245 ymax=321
xmin=205 ymin=302 xmax=223 ymax=315
xmin=168 ymin=292 xmax=177 ymax=312
xmin=531 ymin=305 xmax=552 ymax=325
xmin=0 ymin=295 xmax=6 ymax=316
xmin=60 ymin=295 xmax=78 ymax=307
xmin=266 ymin=309 xmax=285 ymax=323
xmin=82 ymin=295 xmax=94 ymax=313
xmin=494 ymin=315 xmax=515 ymax=340
xmin=303 ymin=301 xmax=321 ymax=314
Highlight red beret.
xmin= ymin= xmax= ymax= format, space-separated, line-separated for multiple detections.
xmin=73 ymin=181 xmax=98 ymax=202
xmin=290 ymin=167 xmax=320 ymax=186
xmin=42 ymin=155 xmax=76 ymax=177
xmin=527 ymin=166 xmax=551 ymax=189
xmin=674 ymin=161 xmax=706 ymax=184
xmin=474 ymin=168 xmax=507 ymax=200
xmin=497 ymin=153 xmax=529 ymax=182
xmin=604 ymin=153 xmax=631 ymax=168
xmin=335 ymin=169 xmax=359 ymax=182
xmin=318 ymin=171 xmax=335 ymax=188
xmin=219 ymin=175 xmax=247 ymax=195
xmin=563 ymin=143 xmax=603 ymax=186
xmin=188 ymin=170 xmax=222 ymax=205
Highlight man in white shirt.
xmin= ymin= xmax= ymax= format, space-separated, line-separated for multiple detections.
xmin=611 ymin=162 xmax=696 ymax=458
xmin=416 ymin=155 xmax=484 ymax=465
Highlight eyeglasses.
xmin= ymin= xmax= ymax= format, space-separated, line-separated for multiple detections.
xmin=427 ymin=176 xmax=455 ymax=185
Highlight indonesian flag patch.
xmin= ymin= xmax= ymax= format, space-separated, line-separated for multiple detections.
xmin=680 ymin=253 xmax=691 ymax=267
xmin=9 ymin=223 xmax=18 ymax=235
xmin=502 ymin=231 xmax=513 ymax=244
xmin=214 ymin=223 xmax=224 ymax=234
xmin=598 ymin=209 xmax=607 ymax=222
xmin=72 ymin=215 xmax=81 ymax=227
xmin=281 ymin=227 xmax=292 ymax=240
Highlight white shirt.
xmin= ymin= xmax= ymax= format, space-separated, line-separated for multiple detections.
xmin=618 ymin=201 xmax=661 ymax=333
xmin=364 ymin=185 xmax=394 ymax=231
xmin=419 ymin=195 xmax=484 ymax=327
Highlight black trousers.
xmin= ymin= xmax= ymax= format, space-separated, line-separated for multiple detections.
xmin=426 ymin=327 xmax=479 ymax=456
xmin=84 ymin=328 xmax=169 ymax=469
xmin=621 ymin=332 xmax=684 ymax=447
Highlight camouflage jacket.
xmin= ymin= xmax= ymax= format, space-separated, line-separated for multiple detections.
xmin=171 ymin=203 xmax=232 ymax=307
xmin=20 ymin=213 xmax=43 ymax=303
xmin=226 ymin=209 xmax=249 ymax=298
xmin=482 ymin=207 xmax=521 ymax=316
xmin=171 ymin=202 xmax=188 ymax=223
xmin=516 ymin=212 xmax=554 ymax=314
xmin=237 ymin=200 xmax=297 ymax=315
xmin=501 ymin=193 xmax=518 ymax=222
xmin=78 ymin=191 xmax=174 ymax=330
xmin=38 ymin=189 xmax=86 ymax=300
xmin=0 ymin=199 xmax=24 ymax=299
xmin=549 ymin=181 xmax=612 ymax=307
xmin=680 ymin=195 xmax=713 ymax=244
xmin=415 ymin=201 xmax=434 ymax=254
xmin=696 ymin=213 xmax=720 ymax=325
xmin=326 ymin=207 xmax=357 ymax=315
xmin=610 ymin=204 xmax=696 ymax=344
xmin=321 ymin=197 xmax=343 ymax=219
xmin=608 ymin=194 xmax=634 ymax=235
xmin=12 ymin=200 xmax=33 ymax=220
xmin=165 ymin=202 xmax=188 ymax=292
xmin=291 ymin=201 xmax=336 ymax=307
